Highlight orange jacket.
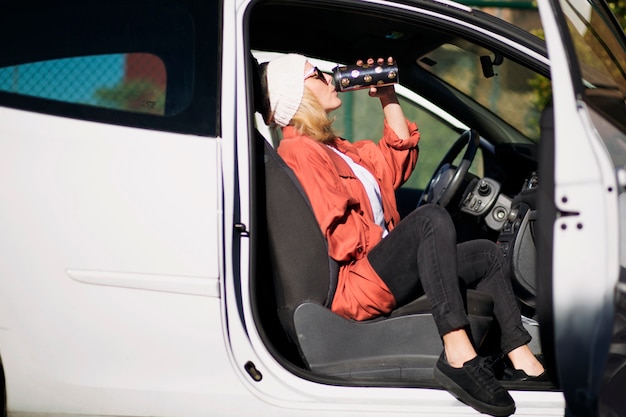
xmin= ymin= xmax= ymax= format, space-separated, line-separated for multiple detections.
xmin=277 ymin=120 xmax=420 ymax=320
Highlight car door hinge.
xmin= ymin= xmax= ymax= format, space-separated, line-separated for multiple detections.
xmin=234 ymin=223 xmax=249 ymax=237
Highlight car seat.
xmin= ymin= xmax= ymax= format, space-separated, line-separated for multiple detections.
xmin=260 ymin=133 xmax=495 ymax=382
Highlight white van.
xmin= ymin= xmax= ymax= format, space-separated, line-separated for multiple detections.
xmin=0 ymin=0 xmax=624 ymax=415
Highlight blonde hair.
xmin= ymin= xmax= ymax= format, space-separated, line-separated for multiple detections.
xmin=288 ymin=88 xmax=337 ymax=143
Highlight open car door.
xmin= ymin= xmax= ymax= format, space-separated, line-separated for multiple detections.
xmin=535 ymin=0 xmax=626 ymax=415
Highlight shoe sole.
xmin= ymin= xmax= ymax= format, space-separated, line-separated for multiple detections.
xmin=433 ymin=366 xmax=516 ymax=417
xmin=501 ymin=379 xmax=557 ymax=391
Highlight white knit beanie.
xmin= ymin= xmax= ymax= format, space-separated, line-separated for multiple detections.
xmin=266 ymin=53 xmax=307 ymax=127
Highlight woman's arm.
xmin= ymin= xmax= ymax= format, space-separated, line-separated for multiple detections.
xmin=378 ymin=90 xmax=410 ymax=140
xmin=361 ymin=57 xmax=410 ymax=140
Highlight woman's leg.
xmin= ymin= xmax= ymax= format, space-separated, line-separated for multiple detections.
xmin=368 ymin=204 xmax=469 ymax=336
xmin=368 ymin=205 xmax=515 ymax=416
xmin=368 ymin=205 xmax=483 ymax=365
xmin=456 ymin=239 xmax=544 ymax=376
xmin=456 ymin=239 xmax=531 ymax=353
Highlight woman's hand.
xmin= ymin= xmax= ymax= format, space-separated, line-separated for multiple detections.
xmin=355 ymin=57 xmax=397 ymax=99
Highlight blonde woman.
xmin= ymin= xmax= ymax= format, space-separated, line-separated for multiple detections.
xmin=259 ymin=54 xmax=546 ymax=417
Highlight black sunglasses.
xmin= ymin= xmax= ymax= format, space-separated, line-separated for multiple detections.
xmin=303 ymin=66 xmax=329 ymax=85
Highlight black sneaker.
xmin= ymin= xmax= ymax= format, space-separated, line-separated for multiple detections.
xmin=496 ymin=354 xmax=555 ymax=389
xmin=503 ymin=367 xmax=551 ymax=383
xmin=433 ymin=353 xmax=516 ymax=417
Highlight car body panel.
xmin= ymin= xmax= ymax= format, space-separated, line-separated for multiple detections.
xmin=0 ymin=106 xmax=231 ymax=416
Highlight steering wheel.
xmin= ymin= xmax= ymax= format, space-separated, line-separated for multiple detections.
xmin=418 ymin=130 xmax=480 ymax=207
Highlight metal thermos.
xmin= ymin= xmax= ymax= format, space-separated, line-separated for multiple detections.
xmin=332 ymin=61 xmax=399 ymax=92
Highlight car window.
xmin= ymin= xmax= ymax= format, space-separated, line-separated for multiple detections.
xmin=331 ymin=89 xmax=484 ymax=190
xmin=0 ymin=53 xmax=169 ymax=116
xmin=253 ymin=50 xmax=485 ymax=190
xmin=465 ymin=3 xmax=544 ymax=34
xmin=418 ymin=41 xmax=551 ymax=143
xmin=557 ymin=0 xmax=626 ymax=163
xmin=0 ymin=0 xmax=219 ymax=136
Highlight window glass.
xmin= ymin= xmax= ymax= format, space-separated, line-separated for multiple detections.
xmin=0 ymin=0 xmax=219 ymax=136
xmin=465 ymin=3 xmax=544 ymax=34
xmin=561 ymin=0 xmax=626 ymax=92
xmin=0 ymin=53 xmax=168 ymax=115
xmin=418 ymin=42 xmax=551 ymax=142
xmin=559 ymin=0 xmax=626 ymax=138
xmin=331 ymin=89 xmax=483 ymax=190
xmin=254 ymin=50 xmax=485 ymax=191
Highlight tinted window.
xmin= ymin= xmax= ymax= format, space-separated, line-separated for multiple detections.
xmin=0 ymin=53 xmax=171 ymax=116
xmin=558 ymin=0 xmax=626 ymax=137
xmin=0 ymin=0 xmax=220 ymax=136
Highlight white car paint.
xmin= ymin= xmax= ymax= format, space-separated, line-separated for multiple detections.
xmin=537 ymin=0 xmax=620 ymax=406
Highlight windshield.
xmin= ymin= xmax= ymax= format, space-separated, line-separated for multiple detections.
xmin=418 ymin=40 xmax=551 ymax=143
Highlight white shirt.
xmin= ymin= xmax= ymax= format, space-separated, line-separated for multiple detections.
xmin=328 ymin=146 xmax=389 ymax=238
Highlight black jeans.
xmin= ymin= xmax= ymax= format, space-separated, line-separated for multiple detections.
xmin=368 ymin=204 xmax=530 ymax=354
